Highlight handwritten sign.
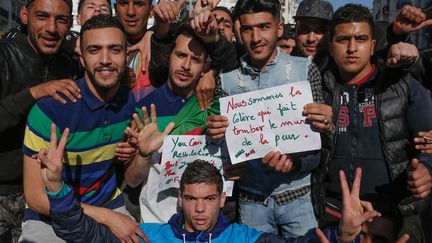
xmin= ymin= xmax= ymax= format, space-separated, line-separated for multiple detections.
xmin=160 ymin=135 xmax=233 ymax=196
xmin=219 ymin=82 xmax=321 ymax=164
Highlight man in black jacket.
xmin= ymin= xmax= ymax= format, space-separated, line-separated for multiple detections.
xmin=314 ymin=4 xmax=432 ymax=243
xmin=0 ymin=0 xmax=81 ymax=242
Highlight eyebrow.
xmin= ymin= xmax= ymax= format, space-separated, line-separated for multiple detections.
xmin=183 ymin=193 xmax=218 ymax=198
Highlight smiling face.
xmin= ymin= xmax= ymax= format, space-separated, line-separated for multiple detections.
xmin=20 ymin=0 xmax=71 ymax=57
xmin=295 ymin=18 xmax=328 ymax=57
xmin=80 ymin=27 xmax=127 ymax=98
xmin=239 ymin=12 xmax=283 ymax=70
xmin=329 ymin=21 xmax=375 ymax=83
xmin=179 ymin=183 xmax=226 ymax=232
xmin=168 ymin=34 xmax=206 ymax=98
xmin=77 ymin=0 xmax=111 ymax=26
xmin=115 ymin=0 xmax=151 ymax=42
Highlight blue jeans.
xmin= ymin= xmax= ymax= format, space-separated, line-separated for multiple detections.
xmin=239 ymin=191 xmax=317 ymax=238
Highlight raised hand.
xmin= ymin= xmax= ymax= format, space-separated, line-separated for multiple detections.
xmin=339 ymin=168 xmax=381 ymax=243
xmin=195 ymin=70 xmax=216 ymax=110
xmin=35 ymin=124 xmax=69 ymax=192
xmin=392 ymin=5 xmax=432 ymax=35
xmin=126 ymin=104 xmax=174 ymax=158
xmin=191 ymin=8 xmax=219 ymax=43
xmin=127 ymin=31 xmax=153 ymax=73
xmin=386 ymin=42 xmax=419 ymax=68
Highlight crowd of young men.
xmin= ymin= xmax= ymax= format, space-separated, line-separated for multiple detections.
xmin=0 ymin=0 xmax=432 ymax=242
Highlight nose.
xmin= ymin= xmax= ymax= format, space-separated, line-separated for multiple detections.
xmin=45 ymin=17 xmax=56 ymax=34
xmin=347 ymin=38 xmax=357 ymax=54
xmin=306 ymin=32 xmax=316 ymax=43
xmin=100 ymin=49 xmax=112 ymax=65
xmin=251 ymin=28 xmax=260 ymax=43
xmin=195 ymin=199 xmax=205 ymax=213
xmin=126 ymin=2 xmax=136 ymax=16
xmin=94 ymin=6 xmax=101 ymax=15
xmin=181 ymin=56 xmax=191 ymax=71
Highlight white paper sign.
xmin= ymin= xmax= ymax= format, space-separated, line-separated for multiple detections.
xmin=160 ymin=135 xmax=234 ymax=196
xmin=219 ymin=82 xmax=321 ymax=164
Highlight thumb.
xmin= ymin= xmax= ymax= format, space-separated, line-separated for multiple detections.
xmin=421 ymin=19 xmax=432 ymax=29
xmin=411 ymin=158 xmax=420 ymax=170
xmin=127 ymin=44 xmax=139 ymax=53
xmin=163 ymin=122 xmax=175 ymax=135
xmin=386 ymin=57 xmax=398 ymax=67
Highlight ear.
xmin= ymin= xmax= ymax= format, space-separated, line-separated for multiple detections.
xmin=178 ymin=191 xmax=183 ymax=208
xmin=76 ymin=14 xmax=82 ymax=25
xmin=371 ymin=39 xmax=376 ymax=56
xmin=219 ymin=192 xmax=226 ymax=208
xmin=20 ymin=6 xmax=29 ymax=25
xmin=277 ymin=21 xmax=283 ymax=38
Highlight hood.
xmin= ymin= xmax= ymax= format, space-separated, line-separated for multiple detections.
xmin=168 ymin=211 xmax=229 ymax=242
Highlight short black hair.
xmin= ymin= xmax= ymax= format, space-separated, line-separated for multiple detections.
xmin=171 ymin=19 xmax=207 ymax=58
xmin=78 ymin=0 xmax=112 ymax=13
xmin=232 ymin=0 xmax=280 ymax=21
xmin=80 ymin=14 xmax=126 ymax=49
xmin=330 ymin=4 xmax=374 ymax=40
xmin=180 ymin=160 xmax=223 ymax=194
xmin=213 ymin=6 xmax=233 ymax=22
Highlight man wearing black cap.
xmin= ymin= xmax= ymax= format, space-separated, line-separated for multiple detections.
xmin=0 ymin=0 xmax=81 ymax=242
xmin=291 ymin=0 xmax=333 ymax=73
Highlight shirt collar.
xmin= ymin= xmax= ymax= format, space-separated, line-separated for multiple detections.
xmin=162 ymin=82 xmax=192 ymax=103
xmin=240 ymin=49 xmax=281 ymax=77
xmin=79 ymin=78 xmax=126 ymax=111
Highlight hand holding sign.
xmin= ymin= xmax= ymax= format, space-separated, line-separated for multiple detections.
xmin=262 ymin=151 xmax=294 ymax=173
xmin=207 ymin=115 xmax=229 ymax=139
xmin=126 ymin=104 xmax=175 ymax=158
xmin=303 ymin=103 xmax=333 ymax=132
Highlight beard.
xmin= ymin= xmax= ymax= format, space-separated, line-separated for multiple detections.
xmin=86 ymin=66 xmax=125 ymax=93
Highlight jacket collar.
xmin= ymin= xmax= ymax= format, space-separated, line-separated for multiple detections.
xmin=14 ymin=33 xmax=43 ymax=62
xmin=239 ymin=49 xmax=280 ymax=77
xmin=168 ymin=211 xmax=229 ymax=242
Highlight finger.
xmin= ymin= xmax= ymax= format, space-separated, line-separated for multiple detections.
xmin=208 ymin=115 xmax=228 ymax=122
xmin=315 ymin=228 xmax=330 ymax=243
xmin=38 ymin=153 xmax=57 ymax=172
xmin=163 ymin=122 xmax=175 ymax=135
xmin=141 ymin=106 xmax=150 ymax=126
xmin=407 ymin=173 xmax=430 ymax=188
xmin=50 ymin=123 xmax=58 ymax=150
xmin=268 ymin=151 xmax=281 ymax=168
xmin=396 ymin=234 xmax=410 ymax=243
xmin=134 ymin=229 xmax=148 ymax=243
xmin=410 ymin=158 xmax=420 ymax=170
xmin=275 ymin=154 xmax=287 ymax=171
xmin=351 ymin=167 xmax=362 ymax=197
xmin=196 ymin=87 xmax=206 ymax=110
xmin=422 ymin=19 xmax=432 ymax=28
xmin=281 ymin=156 xmax=294 ymax=173
xmin=133 ymin=113 xmax=144 ymax=130
xmin=57 ymin=128 xmax=70 ymax=154
xmin=413 ymin=189 xmax=431 ymax=199
xmin=149 ymin=104 xmax=157 ymax=125
xmin=409 ymin=182 xmax=432 ymax=195
xmin=360 ymin=200 xmax=374 ymax=212
xmin=130 ymin=234 xmax=141 ymax=243
xmin=262 ymin=151 xmax=275 ymax=165
xmin=356 ymin=210 xmax=381 ymax=225
xmin=126 ymin=127 xmax=140 ymax=139
xmin=339 ymin=170 xmax=351 ymax=205
xmin=51 ymin=92 xmax=67 ymax=104
xmin=209 ymin=132 xmax=225 ymax=140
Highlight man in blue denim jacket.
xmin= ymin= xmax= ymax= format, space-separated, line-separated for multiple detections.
xmin=206 ymin=0 xmax=333 ymax=238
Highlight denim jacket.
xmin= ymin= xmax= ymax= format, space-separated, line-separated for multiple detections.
xmin=220 ymin=51 xmax=323 ymax=196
